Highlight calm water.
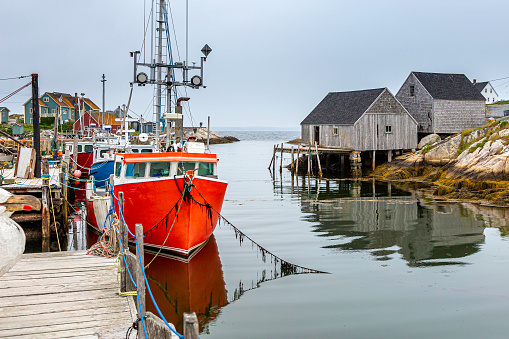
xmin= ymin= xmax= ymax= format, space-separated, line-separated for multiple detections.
xmin=82 ymin=131 xmax=509 ymax=338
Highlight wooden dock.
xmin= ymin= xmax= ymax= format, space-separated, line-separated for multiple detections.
xmin=0 ymin=251 xmax=137 ymax=338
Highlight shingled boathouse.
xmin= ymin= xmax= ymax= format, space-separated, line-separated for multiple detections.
xmin=395 ymin=72 xmax=486 ymax=138
xmin=300 ymin=87 xmax=417 ymax=175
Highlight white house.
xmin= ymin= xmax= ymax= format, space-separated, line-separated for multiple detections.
xmin=473 ymin=80 xmax=499 ymax=104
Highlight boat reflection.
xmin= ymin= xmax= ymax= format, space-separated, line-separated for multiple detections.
xmin=288 ymin=178 xmax=486 ymax=267
xmin=144 ymin=235 xmax=227 ymax=334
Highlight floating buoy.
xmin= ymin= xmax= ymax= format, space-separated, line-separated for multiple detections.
xmin=75 ymin=179 xmax=80 ymax=185
xmin=58 ymin=147 xmax=63 ymax=157
xmin=74 ymin=169 xmax=82 ymax=178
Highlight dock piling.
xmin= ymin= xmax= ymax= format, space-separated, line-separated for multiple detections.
xmin=41 ymin=160 xmax=50 ymax=251
xmin=279 ymin=143 xmax=283 ymax=173
xmin=135 ymin=223 xmax=146 ymax=339
xmin=183 ymin=312 xmax=199 ymax=339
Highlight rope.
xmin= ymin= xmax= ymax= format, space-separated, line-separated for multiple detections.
xmin=46 ymin=178 xmax=61 ymax=251
xmin=191 ymin=184 xmax=329 ymax=275
xmin=110 ymin=187 xmax=185 ymax=339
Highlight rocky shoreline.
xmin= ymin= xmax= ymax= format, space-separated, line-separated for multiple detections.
xmin=183 ymin=127 xmax=239 ymax=144
xmin=372 ymin=120 xmax=509 ymax=207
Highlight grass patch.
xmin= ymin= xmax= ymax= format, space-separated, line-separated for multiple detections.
xmin=469 ymin=138 xmax=488 ymax=153
xmin=421 ymin=142 xmax=433 ymax=155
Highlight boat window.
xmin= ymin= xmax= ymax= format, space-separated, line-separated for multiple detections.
xmin=132 ymin=149 xmax=139 ymax=153
xmin=115 ymin=162 xmax=122 ymax=177
xmin=84 ymin=145 xmax=93 ymax=153
xmin=78 ymin=145 xmax=82 ymax=152
xmin=141 ymin=149 xmax=152 ymax=153
xmin=149 ymin=162 xmax=171 ymax=177
xmin=126 ymin=163 xmax=146 ymax=178
xmin=100 ymin=150 xmax=108 ymax=158
xmin=177 ymin=162 xmax=196 ymax=175
xmin=198 ymin=162 xmax=214 ymax=176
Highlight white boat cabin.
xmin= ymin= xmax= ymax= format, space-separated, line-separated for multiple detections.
xmin=113 ymin=153 xmax=218 ymax=183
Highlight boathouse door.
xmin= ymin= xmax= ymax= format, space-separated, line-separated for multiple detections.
xmin=314 ymin=126 xmax=320 ymax=145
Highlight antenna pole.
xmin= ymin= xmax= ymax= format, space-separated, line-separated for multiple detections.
xmin=101 ymin=74 xmax=106 ymax=128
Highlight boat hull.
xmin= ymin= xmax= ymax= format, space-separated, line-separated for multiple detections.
xmin=73 ymin=152 xmax=93 ymax=176
xmin=86 ymin=176 xmax=227 ymax=257
xmin=89 ymin=160 xmax=114 ymax=188
xmin=115 ymin=176 xmax=227 ymax=256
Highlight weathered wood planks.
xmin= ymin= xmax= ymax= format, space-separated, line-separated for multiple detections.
xmin=0 ymin=250 xmax=136 ymax=338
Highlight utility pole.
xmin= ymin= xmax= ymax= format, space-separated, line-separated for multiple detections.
xmin=101 ymin=74 xmax=106 ymax=128
xmin=32 ymin=74 xmax=41 ymax=178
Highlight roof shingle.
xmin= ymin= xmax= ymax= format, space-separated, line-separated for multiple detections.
xmin=301 ymin=88 xmax=385 ymax=125
xmin=413 ymin=72 xmax=485 ymax=101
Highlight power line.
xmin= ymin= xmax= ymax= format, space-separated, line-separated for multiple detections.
xmin=0 ymin=75 xmax=30 ymax=81
xmin=488 ymin=76 xmax=509 ymax=82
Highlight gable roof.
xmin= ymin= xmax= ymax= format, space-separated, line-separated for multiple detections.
xmin=45 ymin=92 xmax=73 ymax=108
xmin=0 ymin=107 xmax=10 ymax=112
xmin=90 ymin=112 xmax=121 ymax=126
xmin=301 ymin=88 xmax=385 ymax=125
xmin=473 ymin=81 xmax=489 ymax=92
xmin=84 ymin=98 xmax=100 ymax=110
xmin=412 ymin=72 xmax=485 ymax=101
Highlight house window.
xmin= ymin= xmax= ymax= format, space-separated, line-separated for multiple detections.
xmin=490 ymin=89 xmax=493 ymax=93
xmin=333 ymin=126 xmax=339 ymax=135
xmin=43 ymin=97 xmax=49 ymax=102
xmin=385 ymin=125 xmax=392 ymax=133
xmin=51 ymin=109 xmax=56 ymax=114
xmin=30 ymin=108 xmax=33 ymax=113
xmin=410 ymin=85 xmax=415 ymax=96
xmin=485 ymin=88 xmax=488 ymax=93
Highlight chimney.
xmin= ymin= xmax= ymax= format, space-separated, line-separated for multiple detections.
xmin=473 ymin=79 xmax=477 ymax=84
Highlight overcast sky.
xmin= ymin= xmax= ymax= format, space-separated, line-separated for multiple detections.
xmin=1 ymin=0 xmax=508 ymax=129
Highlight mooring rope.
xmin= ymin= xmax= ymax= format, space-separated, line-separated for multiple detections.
xmin=189 ymin=183 xmax=329 ymax=274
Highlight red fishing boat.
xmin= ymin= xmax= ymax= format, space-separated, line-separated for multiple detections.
xmin=65 ymin=141 xmax=94 ymax=176
xmin=86 ymin=146 xmax=227 ymax=257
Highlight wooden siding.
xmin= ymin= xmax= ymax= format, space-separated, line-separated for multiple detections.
xmin=396 ymin=73 xmax=434 ymax=133
xmin=354 ymin=113 xmax=417 ymax=151
xmin=302 ymin=89 xmax=417 ymax=151
xmin=433 ymin=100 xmax=486 ymax=134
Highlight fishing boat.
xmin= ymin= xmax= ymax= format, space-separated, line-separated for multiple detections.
xmin=86 ymin=0 xmax=224 ymax=256
xmin=65 ymin=141 xmax=94 ymax=176
xmin=86 ymin=146 xmax=227 ymax=256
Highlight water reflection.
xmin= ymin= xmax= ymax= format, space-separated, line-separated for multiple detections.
xmin=283 ymin=177 xmax=488 ymax=267
xmin=144 ymin=236 xmax=227 ymax=334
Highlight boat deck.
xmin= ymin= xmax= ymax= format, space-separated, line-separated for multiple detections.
xmin=0 ymin=251 xmax=137 ymax=338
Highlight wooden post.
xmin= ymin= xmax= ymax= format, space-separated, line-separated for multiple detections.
xmin=309 ymin=144 xmax=313 ymax=174
xmin=60 ymin=166 xmax=68 ymax=228
xmin=136 ymin=223 xmax=146 ymax=338
xmin=32 ymin=74 xmax=41 ymax=178
xmin=296 ymin=146 xmax=300 ymax=174
xmin=268 ymin=144 xmax=276 ymax=170
xmin=72 ymin=135 xmax=78 ymax=172
xmin=340 ymin=154 xmax=345 ymax=176
xmin=183 ymin=312 xmax=199 ymax=339
xmin=307 ymin=146 xmax=311 ymax=176
xmin=41 ymin=160 xmax=50 ymax=251
xmin=372 ymin=150 xmax=376 ymax=171
xmin=388 ymin=150 xmax=392 ymax=163
xmin=119 ymin=191 xmax=128 ymax=251
xmin=279 ymin=143 xmax=283 ymax=173
xmin=315 ymin=142 xmax=322 ymax=178
xmin=290 ymin=146 xmax=294 ymax=173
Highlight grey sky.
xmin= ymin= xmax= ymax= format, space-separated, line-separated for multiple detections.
xmin=1 ymin=0 xmax=508 ymax=128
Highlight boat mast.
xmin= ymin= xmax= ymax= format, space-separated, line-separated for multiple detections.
xmin=130 ymin=0 xmax=211 ymax=151
xmin=155 ymin=0 xmax=164 ymax=151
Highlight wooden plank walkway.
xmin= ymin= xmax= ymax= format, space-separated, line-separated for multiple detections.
xmin=0 ymin=251 xmax=137 ymax=339
xmin=0 ymin=167 xmax=62 ymax=193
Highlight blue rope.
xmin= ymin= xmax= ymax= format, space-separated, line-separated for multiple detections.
xmin=111 ymin=183 xmax=186 ymax=339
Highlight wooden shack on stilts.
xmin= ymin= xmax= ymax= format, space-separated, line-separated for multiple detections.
xmin=298 ymin=87 xmax=418 ymax=177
